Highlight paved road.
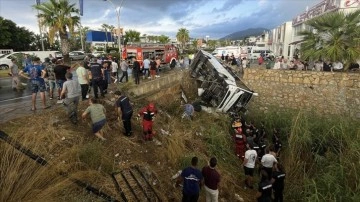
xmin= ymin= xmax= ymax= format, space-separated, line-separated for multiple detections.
xmin=0 ymin=65 xmax=180 ymax=123
xmin=0 ymin=77 xmax=32 ymax=102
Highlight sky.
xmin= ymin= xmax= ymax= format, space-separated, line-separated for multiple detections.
xmin=0 ymin=0 xmax=319 ymax=39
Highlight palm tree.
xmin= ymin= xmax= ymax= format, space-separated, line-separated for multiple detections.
xmin=101 ymin=24 xmax=110 ymax=50
xmin=34 ymin=0 xmax=80 ymax=64
xmin=158 ymin=35 xmax=170 ymax=44
xmin=207 ymin=40 xmax=217 ymax=49
xmin=300 ymin=10 xmax=360 ymax=68
xmin=124 ymin=30 xmax=141 ymax=44
xmin=176 ymin=28 xmax=190 ymax=52
xmin=108 ymin=25 xmax=115 ymax=46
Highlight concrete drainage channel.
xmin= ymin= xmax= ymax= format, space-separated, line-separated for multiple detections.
xmin=0 ymin=130 xmax=162 ymax=202
xmin=112 ymin=166 xmax=161 ymax=202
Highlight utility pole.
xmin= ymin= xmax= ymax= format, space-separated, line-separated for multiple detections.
xmin=36 ymin=0 xmax=45 ymax=51
xmin=103 ymin=0 xmax=125 ymax=56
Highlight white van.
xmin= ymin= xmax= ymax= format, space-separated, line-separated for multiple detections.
xmin=248 ymin=47 xmax=274 ymax=60
xmin=0 ymin=51 xmax=63 ymax=69
xmin=212 ymin=46 xmax=248 ymax=59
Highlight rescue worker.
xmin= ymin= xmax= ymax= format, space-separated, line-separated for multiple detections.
xmin=137 ymin=103 xmax=157 ymax=141
xmin=256 ymin=170 xmax=273 ymax=202
xmin=271 ymin=163 xmax=286 ymax=202
xmin=234 ymin=127 xmax=247 ymax=160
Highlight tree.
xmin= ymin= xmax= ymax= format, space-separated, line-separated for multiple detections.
xmin=158 ymin=35 xmax=170 ymax=44
xmin=0 ymin=17 xmax=35 ymax=51
xmin=300 ymin=10 xmax=360 ymax=68
xmin=34 ymin=0 xmax=80 ymax=64
xmin=101 ymin=24 xmax=111 ymax=47
xmin=124 ymin=30 xmax=140 ymax=44
xmin=176 ymin=28 xmax=190 ymax=51
xmin=192 ymin=40 xmax=198 ymax=50
xmin=207 ymin=40 xmax=217 ymax=49
xmin=108 ymin=25 xmax=115 ymax=46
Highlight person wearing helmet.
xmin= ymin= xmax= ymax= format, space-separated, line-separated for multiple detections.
xmin=234 ymin=127 xmax=247 ymax=160
xmin=137 ymin=103 xmax=157 ymax=141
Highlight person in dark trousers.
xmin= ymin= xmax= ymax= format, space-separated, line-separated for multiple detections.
xmin=271 ymin=163 xmax=286 ymax=202
xmin=132 ymin=57 xmax=141 ymax=84
xmin=114 ymin=91 xmax=133 ymax=136
xmin=256 ymin=170 xmax=272 ymax=202
xmin=76 ymin=61 xmax=89 ymax=101
xmin=101 ymin=61 xmax=109 ymax=94
xmin=54 ymin=59 xmax=70 ymax=100
xmin=176 ymin=156 xmax=203 ymax=202
xmin=89 ymin=58 xmax=104 ymax=98
xmin=202 ymin=157 xmax=220 ymax=202
xmin=119 ymin=59 xmax=129 ymax=83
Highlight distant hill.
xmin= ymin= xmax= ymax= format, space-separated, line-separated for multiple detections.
xmin=220 ymin=28 xmax=269 ymax=40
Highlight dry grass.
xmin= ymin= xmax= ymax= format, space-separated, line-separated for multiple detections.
xmin=0 ymin=74 xmax=254 ymax=201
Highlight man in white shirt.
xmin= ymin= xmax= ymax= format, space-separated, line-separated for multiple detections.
xmin=261 ymin=148 xmax=278 ymax=179
xmin=111 ymin=58 xmax=119 ymax=82
xmin=143 ymin=57 xmax=150 ymax=79
xmin=76 ymin=62 xmax=89 ymax=101
xmin=243 ymin=144 xmax=257 ymax=189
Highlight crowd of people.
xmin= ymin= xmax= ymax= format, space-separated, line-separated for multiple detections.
xmin=10 ymin=53 xmax=163 ymax=141
xmin=174 ymin=115 xmax=286 ymax=202
xmin=231 ymin=116 xmax=285 ymax=202
xmin=217 ymin=51 xmax=360 ymax=73
xmin=11 ymin=52 xmax=288 ymax=201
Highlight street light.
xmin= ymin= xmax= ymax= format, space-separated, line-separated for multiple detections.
xmin=103 ymin=0 xmax=125 ymax=57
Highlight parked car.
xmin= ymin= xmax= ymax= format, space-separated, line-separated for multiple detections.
xmin=69 ymin=51 xmax=86 ymax=61
xmin=92 ymin=51 xmax=105 ymax=58
xmin=0 ymin=52 xmax=23 ymax=70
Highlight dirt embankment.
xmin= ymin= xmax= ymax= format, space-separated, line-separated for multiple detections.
xmin=0 ymin=76 xmax=255 ymax=201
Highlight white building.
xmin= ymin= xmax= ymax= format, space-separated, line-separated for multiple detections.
xmin=255 ymin=31 xmax=271 ymax=49
xmin=269 ymin=21 xmax=293 ymax=58
xmin=289 ymin=0 xmax=360 ymax=58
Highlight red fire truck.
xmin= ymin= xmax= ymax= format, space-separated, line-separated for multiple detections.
xmin=121 ymin=43 xmax=178 ymax=66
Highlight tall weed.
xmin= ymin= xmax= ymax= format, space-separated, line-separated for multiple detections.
xmin=249 ymin=107 xmax=360 ymax=201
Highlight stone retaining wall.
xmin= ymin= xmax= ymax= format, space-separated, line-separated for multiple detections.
xmin=128 ymin=70 xmax=186 ymax=96
xmin=243 ymin=69 xmax=360 ymax=118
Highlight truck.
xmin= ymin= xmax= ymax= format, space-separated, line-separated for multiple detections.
xmin=122 ymin=43 xmax=178 ymax=66
xmin=212 ymin=46 xmax=248 ymax=59
xmin=0 ymin=51 xmax=63 ymax=69
xmin=190 ymin=50 xmax=257 ymax=113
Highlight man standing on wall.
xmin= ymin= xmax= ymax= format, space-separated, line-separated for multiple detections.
xmin=142 ymin=56 xmax=150 ymax=79
xmin=119 ymin=59 xmax=129 ymax=83
xmin=132 ymin=57 xmax=141 ymax=85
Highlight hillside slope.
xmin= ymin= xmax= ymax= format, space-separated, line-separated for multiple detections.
xmin=220 ymin=27 xmax=268 ymax=40
xmin=0 ymin=77 xmax=254 ymax=201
